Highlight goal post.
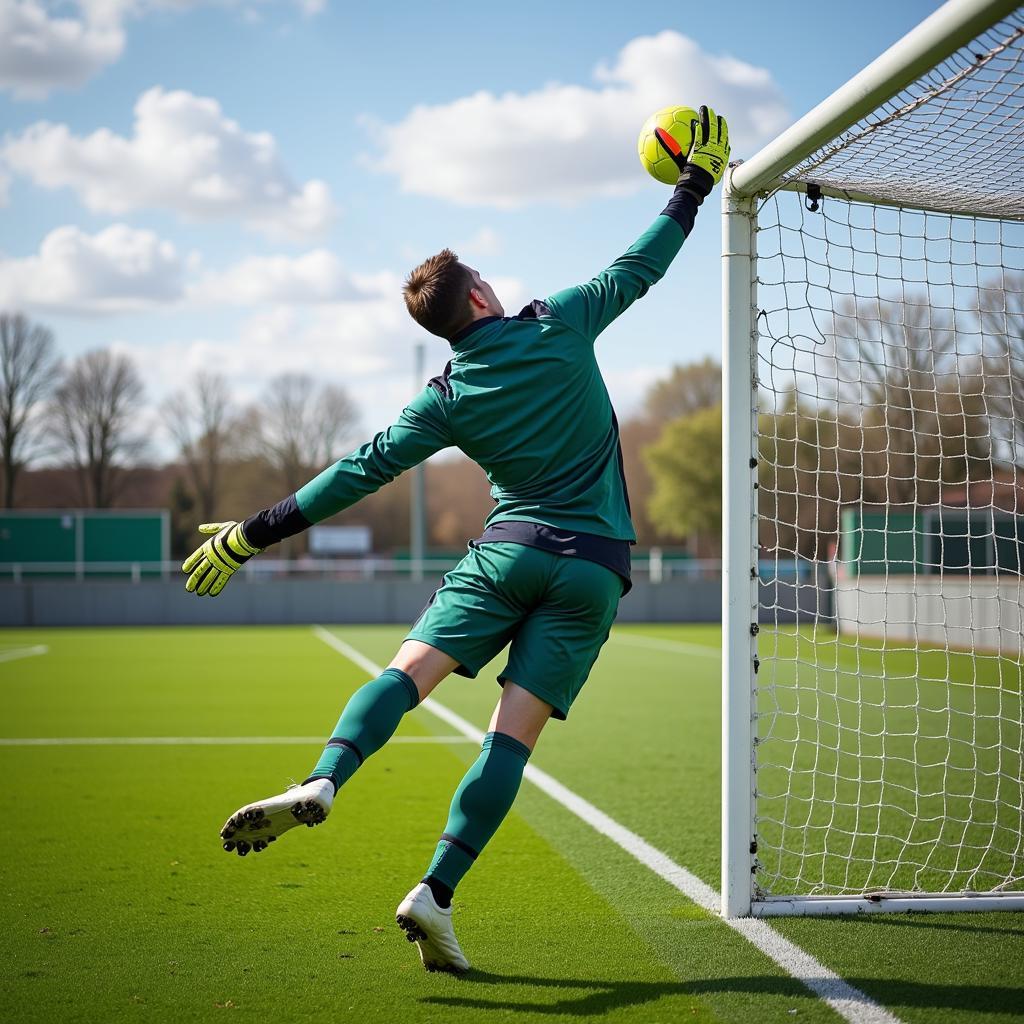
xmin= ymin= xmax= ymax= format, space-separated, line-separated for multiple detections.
xmin=722 ymin=0 xmax=1024 ymax=917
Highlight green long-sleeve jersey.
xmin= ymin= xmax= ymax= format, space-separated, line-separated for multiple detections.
xmin=244 ymin=199 xmax=697 ymax=564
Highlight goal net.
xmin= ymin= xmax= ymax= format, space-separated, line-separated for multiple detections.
xmin=722 ymin=0 xmax=1024 ymax=915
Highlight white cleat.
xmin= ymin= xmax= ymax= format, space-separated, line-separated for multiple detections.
xmin=219 ymin=778 xmax=335 ymax=856
xmin=396 ymin=883 xmax=470 ymax=975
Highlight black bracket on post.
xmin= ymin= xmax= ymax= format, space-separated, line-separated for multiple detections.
xmin=805 ymin=182 xmax=822 ymax=213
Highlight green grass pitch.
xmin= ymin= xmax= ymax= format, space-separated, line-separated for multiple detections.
xmin=2 ymin=623 xmax=1023 ymax=1024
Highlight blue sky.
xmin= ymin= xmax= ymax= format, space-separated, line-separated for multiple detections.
xmin=0 ymin=0 xmax=944 ymax=445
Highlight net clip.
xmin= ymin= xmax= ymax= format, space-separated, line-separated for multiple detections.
xmin=805 ymin=182 xmax=822 ymax=213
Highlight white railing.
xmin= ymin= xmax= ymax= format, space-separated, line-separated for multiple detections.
xmin=0 ymin=556 xmax=729 ymax=584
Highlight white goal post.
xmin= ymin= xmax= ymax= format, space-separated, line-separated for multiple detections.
xmin=722 ymin=0 xmax=1024 ymax=917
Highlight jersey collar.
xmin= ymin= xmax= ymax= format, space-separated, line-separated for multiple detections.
xmin=449 ymin=315 xmax=501 ymax=348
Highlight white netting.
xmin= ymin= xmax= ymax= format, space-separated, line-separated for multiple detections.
xmin=779 ymin=11 xmax=1024 ymax=219
xmin=750 ymin=11 xmax=1024 ymax=901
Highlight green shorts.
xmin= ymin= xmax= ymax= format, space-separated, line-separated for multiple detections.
xmin=406 ymin=541 xmax=623 ymax=719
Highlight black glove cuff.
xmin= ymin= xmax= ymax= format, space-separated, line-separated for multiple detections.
xmin=243 ymin=494 xmax=313 ymax=548
xmin=675 ymin=165 xmax=715 ymax=201
xmin=660 ymin=185 xmax=701 ymax=236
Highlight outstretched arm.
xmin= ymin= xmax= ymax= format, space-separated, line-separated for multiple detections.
xmin=545 ymin=105 xmax=729 ymax=342
xmin=182 ymin=385 xmax=451 ymax=595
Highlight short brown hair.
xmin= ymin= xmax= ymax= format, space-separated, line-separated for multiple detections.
xmin=403 ymin=248 xmax=475 ymax=339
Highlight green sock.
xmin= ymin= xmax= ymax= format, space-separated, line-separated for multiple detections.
xmin=305 ymin=667 xmax=419 ymax=792
xmin=424 ymin=731 xmax=531 ymax=895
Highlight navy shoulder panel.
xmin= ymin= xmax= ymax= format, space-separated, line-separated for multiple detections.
xmin=427 ymin=360 xmax=454 ymax=399
xmin=514 ymin=299 xmax=553 ymax=321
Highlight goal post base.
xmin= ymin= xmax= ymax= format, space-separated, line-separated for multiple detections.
xmin=750 ymin=894 xmax=1024 ymax=917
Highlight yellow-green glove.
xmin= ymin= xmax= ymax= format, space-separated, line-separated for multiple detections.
xmin=182 ymin=521 xmax=263 ymax=596
xmin=676 ymin=105 xmax=730 ymax=199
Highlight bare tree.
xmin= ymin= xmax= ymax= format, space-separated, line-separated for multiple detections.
xmin=975 ymin=272 xmax=1024 ymax=471
xmin=755 ymin=288 xmax=1009 ymax=559
xmin=827 ymin=292 xmax=995 ymax=508
xmin=162 ymin=373 xmax=237 ymax=522
xmin=50 ymin=349 xmax=146 ymax=507
xmin=315 ymin=383 xmax=363 ymax=466
xmin=248 ymin=374 xmax=361 ymax=493
xmin=0 ymin=313 xmax=60 ymax=508
xmin=758 ymin=392 xmax=860 ymax=559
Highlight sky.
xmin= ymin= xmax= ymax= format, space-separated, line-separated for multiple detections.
xmin=0 ymin=0 xmax=946 ymax=451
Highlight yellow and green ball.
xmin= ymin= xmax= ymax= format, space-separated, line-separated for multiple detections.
xmin=637 ymin=105 xmax=699 ymax=185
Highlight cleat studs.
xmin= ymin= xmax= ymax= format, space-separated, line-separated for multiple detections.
xmin=396 ymin=916 xmax=429 ymax=943
xmin=223 ymin=841 xmax=236 ymax=852
xmin=267 ymin=835 xmax=276 ymax=843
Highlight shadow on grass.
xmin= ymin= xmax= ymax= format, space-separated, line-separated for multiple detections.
xmin=805 ymin=912 xmax=1024 ymax=939
xmin=420 ymin=971 xmax=1024 ymax=1017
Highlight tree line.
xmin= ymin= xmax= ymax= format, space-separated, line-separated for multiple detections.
xmin=1 ymin=309 xmax=721 ymax=556
xmin=1 ymin=312 xmax=363 ymax=554
xmin=645 ymin=280 xmax=1024 ymax=558
xmin=3 ymin=277 xmax=1020 ymax=559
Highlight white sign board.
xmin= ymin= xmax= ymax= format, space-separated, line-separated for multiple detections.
xmin=308 ymin=525 xmax=372 ymax=555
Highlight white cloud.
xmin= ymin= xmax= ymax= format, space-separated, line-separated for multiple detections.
xmin=0 ymin=1 xmax=328 ymax=99
xmin=600 ymin=363 xmax=665 ymax=419
xmin=128 ymin=301 xmax=422 ymax=419
xmin=112 ymin=270 xmax=528 ymax=431
xmin=368 ymin=30 xmax=789 ymax=207
xmin=0 ymin=225 xmax=406 ymax=313
xmin=491 ymin=276 xmax=527 ymax=317
xmin=454 ymin=226 xmax=502 ymax=258
xmin=0 ymin=223 xmax=183 ymax=313
xmin=0 ymin=0 xmax=125 ymax=100
xmin=4 ymin=87 xmax=337 ymax=238
xmin=188 ymin=251 xmax=397 ymax=305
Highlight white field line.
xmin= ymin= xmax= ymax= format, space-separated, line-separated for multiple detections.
xmin=611 ymin=633 xmax=720 ymax=658
xmin=0 ymin=736 xmax=475 ymax=746
xmin=0 ymin=644 xmax=49 ymax=663
xmin=312 ymin=624 xmax=901 ymax=1024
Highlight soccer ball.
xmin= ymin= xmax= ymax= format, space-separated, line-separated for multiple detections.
xmin=637 ymin=106 xmax=699 ymax=185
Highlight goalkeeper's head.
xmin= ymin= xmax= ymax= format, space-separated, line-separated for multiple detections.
xmin=403 ymin=248 xmax=504 ymax=340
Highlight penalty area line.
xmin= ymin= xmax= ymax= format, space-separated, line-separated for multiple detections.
xmin=610 ymin=633 xmax=720 ymax=658
xmin=0 ymin=644 xmax=49 ymax=664
xmin=311 ymin=624 xmax=902 ymax=1024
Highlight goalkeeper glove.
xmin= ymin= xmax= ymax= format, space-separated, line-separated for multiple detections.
xmin=182 ymin=521 xmax=263 ymax=596
xmin=673 ymin=105 xmax=730 ymax=200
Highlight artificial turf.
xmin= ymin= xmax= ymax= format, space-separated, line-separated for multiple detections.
xmin=1 ymin=624 xmax=1022 ymax=1024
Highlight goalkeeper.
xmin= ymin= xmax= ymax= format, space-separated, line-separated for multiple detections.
xmin=184 ymin=107 xmax=729 ymax=974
